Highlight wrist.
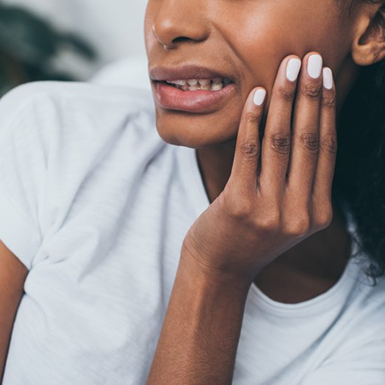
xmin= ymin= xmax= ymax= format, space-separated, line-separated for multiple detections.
xmin=179 ymin=250 xmax=252 ymax=298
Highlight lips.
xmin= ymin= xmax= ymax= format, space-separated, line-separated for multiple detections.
xmin=152 ymin=80 xmax=236 ymax=113
xmin=150 ymin=64 xmax=237 ymax=113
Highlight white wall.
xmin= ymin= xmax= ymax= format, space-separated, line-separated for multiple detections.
xmin=3 ymin=0 xmax=148 ymax=79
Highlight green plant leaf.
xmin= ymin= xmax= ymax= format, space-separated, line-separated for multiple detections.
xmin=0 ymin=5 xmax=59 ymax=65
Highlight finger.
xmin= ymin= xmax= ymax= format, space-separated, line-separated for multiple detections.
xmin=260 ymin=55 xmax=301 ymax=198
xmin=313 ymin=67 xmax=337 ymax=210
xmin=287 ymin=52 xmax=323 ymax=203
xmin=229 ymin=87 xmax=266 ymax=194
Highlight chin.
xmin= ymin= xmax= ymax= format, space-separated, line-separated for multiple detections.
xmin=154 ymin=105 xmax=242 ymax=149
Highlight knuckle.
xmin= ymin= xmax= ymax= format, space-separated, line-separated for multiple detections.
xmin=221 ymin=189 xmax=252 ymax=220
xmin=221 ymin=187 xmax=258 ymax=223
xmin=269 ymin=133 xmax=291 ymax=154
xmin=301 ymin=83 xmax=322 ymax=100
xmin=286 ymin=216 xmax=311 ymax=236
xmin=245 ymin=110 xmax=262 ymax=123
xmin=276 ymin=86 xmax=295 ymax=102
xmin=322 ymin=91 xmax=336 ymax=108
xmin=229 ymin=201 xmax=253 ymax=221
xmin=299 ymin=132 xmax=320 ymax=152
xmin=315 ymin=206 xmax=334 ymax=229
xmin=320 ymin=134 xmax=337 ymax=155
xmin=239 ymin=141 xmax=260 ymax=160
xmin=255 ymin=211 xmax=281 ymax=232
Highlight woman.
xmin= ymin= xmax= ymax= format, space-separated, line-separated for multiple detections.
xmin=0 ymin=0 xmax=384 ymax=384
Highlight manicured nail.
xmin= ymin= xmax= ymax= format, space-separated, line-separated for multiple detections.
xmin=307 ymin=54 xmax=323 ymax=79
xmin=253 ymin=88 xmax=266 ymax=106
xmin=286 ymin=58 xmax=302 ymax=82
xmin=323 ymin=67 xmax=333 ymax=89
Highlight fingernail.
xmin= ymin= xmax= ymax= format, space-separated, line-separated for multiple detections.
xmin=307 ymin=54 xmax=323 ymax=79
xmin=323 ymin=67 xmax=333 ymax=89
xmin=286 ymin=58 xmax=301 ymax=82
xmin=253 ymin=88 xmax=266 ymax=106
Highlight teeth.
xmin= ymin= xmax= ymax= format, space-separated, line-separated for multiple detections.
xmin=187 ymin=79 xmax=198 ymax=86
xmin=166 ymin=77 xmax=232 ymax=92
xmin=173 ymin=80 xmax=187 ymax=86
xmin=211 ymin=83 xmax=223 ymax=91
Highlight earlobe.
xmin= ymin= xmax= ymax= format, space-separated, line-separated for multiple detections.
xmin=351 ymin=4 xmax=385 ymax=67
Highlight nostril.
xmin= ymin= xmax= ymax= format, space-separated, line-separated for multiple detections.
xmin=172 ymin=36 xmax=192 ymax=44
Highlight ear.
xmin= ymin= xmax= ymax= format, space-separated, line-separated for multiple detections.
xmin=351 ymin=2 xmax=385 ymax=66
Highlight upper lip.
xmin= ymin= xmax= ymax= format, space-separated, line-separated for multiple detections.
xmin=149 ymin=64 xmax=235 ymax=83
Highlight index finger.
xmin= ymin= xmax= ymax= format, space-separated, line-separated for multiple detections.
xmin=228 ymin=87 xmax=267 ymax=194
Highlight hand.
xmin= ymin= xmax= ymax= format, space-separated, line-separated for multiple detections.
xmin=181 ymin=51 xmax=337 ymax=286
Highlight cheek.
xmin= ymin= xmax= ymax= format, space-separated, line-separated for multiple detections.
xmin=214 ymin=2 xmax=344 ymax=92
xmin=210 ymin=9 xmax=297 ymax=97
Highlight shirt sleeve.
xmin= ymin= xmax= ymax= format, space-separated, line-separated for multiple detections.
xmin=300 ymin=339 xmax=385 ymax=385
xmin=0 ymin=82 xmax=51 ymax=270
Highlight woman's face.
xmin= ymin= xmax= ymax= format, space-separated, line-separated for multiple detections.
xmin=144 ymin=0 xmax=356 ymax=148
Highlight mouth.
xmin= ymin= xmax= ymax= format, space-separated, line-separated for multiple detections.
xmin=150 ymin=65 xmax=237 ymax=113
xmin=158 ymin=77 xmax=233 ymax=92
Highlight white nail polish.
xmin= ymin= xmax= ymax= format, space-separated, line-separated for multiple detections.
xmin=286 ymin=58 xmax=302 ymax=82
xmin=307 ymin=54 xmax=323 ymax=79
xmin=253 ymin=89 xmax=266 ymax=106
xmin=323 ymin=67 xmax=333 ymax=89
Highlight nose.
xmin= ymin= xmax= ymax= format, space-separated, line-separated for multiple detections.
xmin=152 ymin=0 xmax=210 ymax=50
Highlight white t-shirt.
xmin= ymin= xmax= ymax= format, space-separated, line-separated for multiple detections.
xmin=0 ymin=81 xmax=384 ymax=385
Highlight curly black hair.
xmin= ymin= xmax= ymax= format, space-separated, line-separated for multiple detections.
xmin=333 ymin=0 xmax=385 ymax=280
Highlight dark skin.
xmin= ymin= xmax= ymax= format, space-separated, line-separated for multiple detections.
xmin=195 ymin=139 xmax=352 ymax=303
xmin=145 ymin=1 xmax=385 ymax=382
xmin=145 ymin=0 xmax=385 ymax=303
xmin=0 ymin=2 xmax=384 ymax=384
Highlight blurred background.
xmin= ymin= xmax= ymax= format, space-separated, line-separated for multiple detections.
xmin=0 ymin=0 xmax=150 ymax=96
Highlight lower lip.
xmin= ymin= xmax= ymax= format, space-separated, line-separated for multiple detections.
xmin=152 ymin=81 xmax=237 ymax=113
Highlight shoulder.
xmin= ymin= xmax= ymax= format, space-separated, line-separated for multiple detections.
xmin=0 ymin=81 xmax=157 ymax=150
xmin=303 ymin=267 xmax=385 ymax=383
xmin=352 ymin=269 xmax=385 ymax=326
xmin=336 ymin=261 xmax=385 ymax=353
xmin=0 ymin=81 xmax=155 ymax=131
xmin=0 ymin=80 xmax=154 ymax=111
xmin=348 ymin=256 xmax=385 ymax=314
xmin=339 ymin=211 xmax=385 ymax=340
xmin=0 ymin=82 xmax=163 ymax=269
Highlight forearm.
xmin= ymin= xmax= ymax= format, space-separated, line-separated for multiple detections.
xmin=146 ymin=253 xmax=251 ymax=385
xmin=0 ymin=242 xmax=28 ymax=383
